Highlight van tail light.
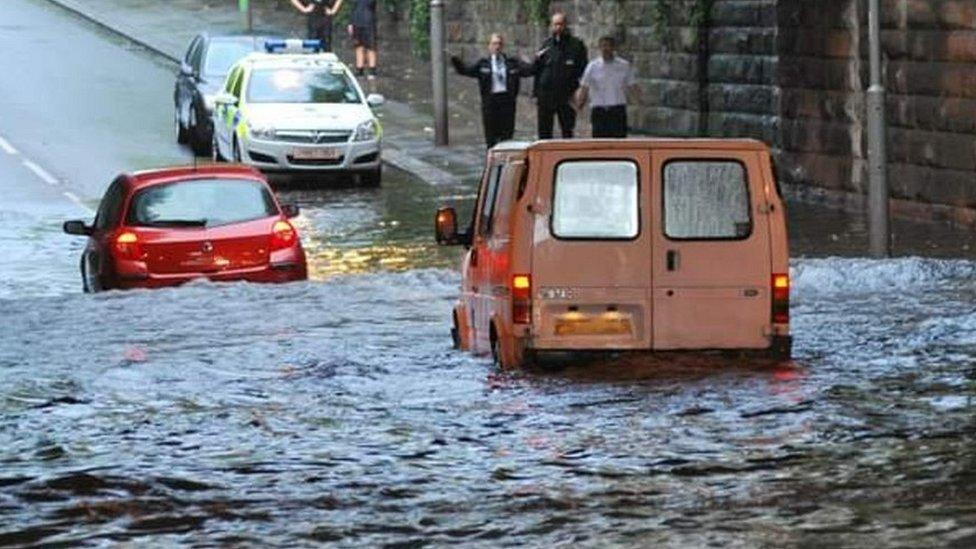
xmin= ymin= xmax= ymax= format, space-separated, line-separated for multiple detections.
xmin=114 ymin=231 xmax=141 ymax=260
xmin=772 ymin=273 xmax=790 ymax=324
xmin=512 ymin=274 xmax=532 ymax=324
xmin=270 ymin=220 xmax=297 ymax=251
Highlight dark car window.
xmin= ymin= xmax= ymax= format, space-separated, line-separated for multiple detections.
xmin=126 ymin=179 xmax=277 ymax=228
xmin=247 ymin=67 xmax=361 ymax=104
xmin=184 ymin=36 xmax=202 ymax=65
xmin=94 ymin=177 xmax=126 ymax=230
xmin=204 ymin=39 xmax=258 ymax=77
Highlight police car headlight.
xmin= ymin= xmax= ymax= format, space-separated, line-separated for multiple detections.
xmin=248 ymin=123 xmax=277 ymax=140
xmin=353 ymin=119 xmax=379 ymax=142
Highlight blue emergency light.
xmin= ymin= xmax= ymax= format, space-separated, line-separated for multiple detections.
xmin=264 ymin=39 xmax=324 ymax=53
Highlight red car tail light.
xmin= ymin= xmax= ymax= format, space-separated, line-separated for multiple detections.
xmin=512 ymin=274 xmax=531 ymax=324
xmin=114 ymin=231 xmax=142 ymax=260
xmin=270 ymin=220 xmax=297 ymax=251
xmin=772 ymin=273 xmax=790 ymax=324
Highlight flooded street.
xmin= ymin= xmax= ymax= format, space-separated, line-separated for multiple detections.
xmin=2 ymin=0 xmax=976 ymax=546
xmin=2 ymin=257 xmax=976 ymax=546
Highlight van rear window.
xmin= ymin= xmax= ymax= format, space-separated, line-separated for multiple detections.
xmin=664 ymin=161 xmax=752 ymax=240
xmin=552 ymin=160 xmax=639 ymax=239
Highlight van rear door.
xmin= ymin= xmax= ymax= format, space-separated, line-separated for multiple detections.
xmin=530 ymin=150 xmax=651 ymax=350
xmin=650 ymin=150 xmax=772 ymax=350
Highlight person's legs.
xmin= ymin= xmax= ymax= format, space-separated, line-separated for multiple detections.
xmin=482 ymin=101 xmax=497 ymax=148
xmin=591 ymin=107 xmax=610 ymax=138
xmin=498 ymin=97 xmax=516 ymax=142
xmin=555 ymin=101 xmax=576 ymax=138
xmin=320 ymin=17 xmax=333 ymax=52
xmin=355 ymin=46 xmax=365 ymax=75
xmin=537 ymin=101 xmax=555 ymax=140
xmin=610 ymin=105 xmax=627 ymax=137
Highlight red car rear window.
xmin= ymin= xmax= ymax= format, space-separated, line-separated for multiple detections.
xmin=126 ymin=178 xmax=277 ymax=228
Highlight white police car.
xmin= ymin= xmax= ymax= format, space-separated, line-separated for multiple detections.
xmin=211 ymin=39 xmax=385 ymax=186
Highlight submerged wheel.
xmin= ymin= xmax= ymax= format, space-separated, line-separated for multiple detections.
xmin=490 ymin=327 xmax=501 ymax=368
xmin=189 ymin=108 xmax=212 ymax=157
xmin=360 ymin=165 xmax=381 ymax=188
xmin=211 ymin=133 xmax=224 ymax=162
xmin=451 ymin=313 xmax=461 ymax=350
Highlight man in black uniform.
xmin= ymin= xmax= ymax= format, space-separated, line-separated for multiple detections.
xmin=532 ymin=12 xmax=588 ymax=139
xmin=290 ymin=0 xmax=342 ymax=52
xmin=451 ymin=33 xmax=533 ymax=148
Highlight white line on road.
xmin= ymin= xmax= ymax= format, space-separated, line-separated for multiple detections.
xmin=21 ymin=159 xmax=59 ymax=186
xmin=62 ymin=191 xmax=93 ymax=213
xmin=0 ymin=136 xmax=17 ymax=155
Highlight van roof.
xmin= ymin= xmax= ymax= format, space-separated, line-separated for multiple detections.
xmin=490 ymin=138 xmax=769 ymax=154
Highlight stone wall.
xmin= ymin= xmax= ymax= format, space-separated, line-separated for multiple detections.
xmin=441 ymin=0 xmax=976 ymax=213
xmin=260 ymin=0 xmax=976 ymax=213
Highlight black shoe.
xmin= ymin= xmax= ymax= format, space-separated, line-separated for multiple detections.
xmin=355 ymin=67 xmax=365 ymax=77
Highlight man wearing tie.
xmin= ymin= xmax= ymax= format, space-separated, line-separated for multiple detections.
xmin=451 ymin=34 xmax=534 ymax=148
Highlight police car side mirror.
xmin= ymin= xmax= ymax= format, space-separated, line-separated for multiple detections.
xmin=366 ymin=93 xmax=385 ymax=108
xmin=180 ymin=62 xmax=195 ymax=78
xmin=214 ymin=92 xmax=238 ymax=107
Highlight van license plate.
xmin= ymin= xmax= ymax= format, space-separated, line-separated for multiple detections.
xmin=555 ymin=317 xmax=631 ymax=336
xmin=292 ymin=147 xmax=341 ymax=160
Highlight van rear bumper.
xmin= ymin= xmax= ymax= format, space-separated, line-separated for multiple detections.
xmin=523 ymin=335 xmax=793 ymax=363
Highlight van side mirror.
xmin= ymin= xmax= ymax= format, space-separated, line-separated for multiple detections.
xmin=435 ymin=207 xmax=470 ymax=246
xmin=63 ymin=220 xmax=93 ymax=236
xmin=281 ymin=204 xmax=300 ymax=218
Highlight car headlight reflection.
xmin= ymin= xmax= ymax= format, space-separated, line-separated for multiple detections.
xmin=353 ymin=119 xmax=379 ymax=142
xmin=248 ymin=123 xmax=277 ymax=140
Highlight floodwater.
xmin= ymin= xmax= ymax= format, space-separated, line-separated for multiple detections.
xmin=3 ymin=204 xmax=976 ymax=546
xmin=2 ymin=0 xmax=976 ymax=544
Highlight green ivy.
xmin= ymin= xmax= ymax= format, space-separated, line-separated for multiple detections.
xmin=650 ymin=0 xmax=714 ymax=42
xmin=408 ymin=0 xmax=431 ymax=57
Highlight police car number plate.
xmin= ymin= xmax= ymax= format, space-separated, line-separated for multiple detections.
xmin=292 ymin=147 xmax=341 ymax=160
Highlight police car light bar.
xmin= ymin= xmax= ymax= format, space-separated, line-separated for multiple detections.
xmin=264 ymin=39 xmax=324 ymax=53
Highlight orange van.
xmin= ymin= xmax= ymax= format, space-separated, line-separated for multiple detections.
xmin=435 ymin=139 xmax=791 ymax=368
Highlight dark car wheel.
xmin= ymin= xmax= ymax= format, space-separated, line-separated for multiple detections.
xmin=175 ymin=109 xmax=189 ymax=145
xmin=80 ymin=257 xmax=99 ymax=293
xmin=189 ymin=107 xmax=212 ymax=157
xmin=360 ymin=165 xmax=381 ymax=187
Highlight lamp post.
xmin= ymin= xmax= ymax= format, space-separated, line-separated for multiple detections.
xmin=431 ymin=0 xmax=449 ymax=146
xmin=239 ymin=0 xmax=253 ymax=32
xmin=867 ymin=0 xmax=890 ymax=257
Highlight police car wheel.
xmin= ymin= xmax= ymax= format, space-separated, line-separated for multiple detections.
xmin=175 ymin=110 xmax=189 ymax=145
xmin=211 ymin=134 xmax=224 ymax=162
xmin=360 ymin=166 xmax=381 ymax=187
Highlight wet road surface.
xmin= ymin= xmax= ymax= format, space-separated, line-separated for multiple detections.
xmin=2 ymin=0 xmax=976 ymax=546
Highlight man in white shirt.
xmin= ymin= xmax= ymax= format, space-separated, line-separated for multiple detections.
xmin=576 ymin=36 xmax=640 ymax=138
xmin=451 ymin=34 xmax=534 ymax=148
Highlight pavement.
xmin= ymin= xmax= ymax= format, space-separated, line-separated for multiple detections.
xmin=41 ymin=0 xmax=502 ymax=186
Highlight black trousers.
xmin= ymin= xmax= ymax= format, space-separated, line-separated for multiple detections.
xmin=537 ymin=100 xmax=576 ymax=139
xmin=308 ymin=14 xmax=333 ymax=52
xmin=591 ymin=105 xmax=628 ymax=138
xmin=483 ymin=94 xmax=516 ymax=148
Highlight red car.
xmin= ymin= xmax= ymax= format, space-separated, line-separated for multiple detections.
xmin=63 ymin=165 xmax=307 ymax=292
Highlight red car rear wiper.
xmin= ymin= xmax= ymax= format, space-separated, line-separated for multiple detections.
xmin=141 ymin=219 xmax=208 ymax=227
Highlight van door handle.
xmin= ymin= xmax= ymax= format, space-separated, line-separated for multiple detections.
xmin=666 ymin=250 xmax=680 ymax=271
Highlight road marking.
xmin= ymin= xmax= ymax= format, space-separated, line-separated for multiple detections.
xmin=62 ymin=191 xmax=93 ymax=213
xmin=21 ymin=159 xmax=59 ymax=186
xmin=0 ymin=136 xmax=17 ymax=155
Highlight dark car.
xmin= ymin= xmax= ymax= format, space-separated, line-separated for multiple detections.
xmin=174 ymin=33 xmax=273 ymax=156
xmin=63 ymin=165 xmax=307 ymax=292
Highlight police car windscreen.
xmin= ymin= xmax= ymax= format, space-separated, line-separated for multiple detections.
xmin=127 ymin=179 xmax=277 ymax=228
xmin=247 ymin=68 xmax=362 ymax=104
xmin=205 ymin=40 xmax=259 ymax=77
